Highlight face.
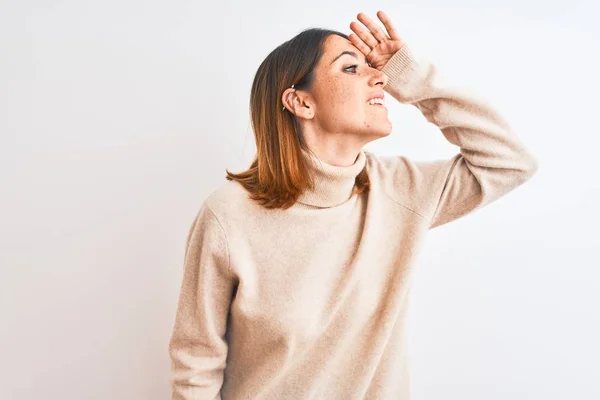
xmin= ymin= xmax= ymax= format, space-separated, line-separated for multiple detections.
xmin=304 ymin=34 xmax=392 ymax=139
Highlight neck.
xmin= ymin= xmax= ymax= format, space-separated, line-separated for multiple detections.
xmin=304 ymin=146 xmax=361 ymax=167
xmin=301 ymin=126 xmax=368 ymax=167
xmin=296 ymin=146 xmax=367 ymax=208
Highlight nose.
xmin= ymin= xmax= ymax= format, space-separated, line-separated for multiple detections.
xmin=369 ymin=67 xmax=388 ymax=87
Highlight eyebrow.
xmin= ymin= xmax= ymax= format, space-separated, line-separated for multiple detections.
xmin=330 ymin=50 xmax=369 ymax=65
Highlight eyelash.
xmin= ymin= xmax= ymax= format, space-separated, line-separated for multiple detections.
xmin=345 ymin=62 xmax=372 ymax=73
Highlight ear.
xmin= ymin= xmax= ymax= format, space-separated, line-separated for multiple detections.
xmin=281 ymin=88 xmax=315 ymax=120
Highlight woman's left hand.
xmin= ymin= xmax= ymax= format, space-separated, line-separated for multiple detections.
xmin=349 ymin=11 xmax=406 ymax=71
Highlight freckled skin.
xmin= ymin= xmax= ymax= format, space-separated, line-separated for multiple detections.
xmin=306 ymin=35 xmax=392 ymax=140
xmin=280 ymin=11 xmax=404 ymax=164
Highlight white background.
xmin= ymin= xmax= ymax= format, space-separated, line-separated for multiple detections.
xmin=1 ymin=0 xmax=599 ymax=399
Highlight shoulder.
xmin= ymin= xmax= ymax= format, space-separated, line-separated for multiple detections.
xmin=364 ymin=150 xmax=459 ymax=217
xmin=365 ymin=150 xmax=454 ymax=182
xmin=197 ymin=179 xmax=263 ymax=227
xmin=364 ymin=150 xmax=414 ymax=177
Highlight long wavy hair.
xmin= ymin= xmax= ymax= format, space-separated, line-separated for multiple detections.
xmin=225 ymin=28 xmax=370 ymax=210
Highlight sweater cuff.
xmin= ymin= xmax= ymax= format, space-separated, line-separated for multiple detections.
xmin=381 ymin=44 xmax=419 ymax=86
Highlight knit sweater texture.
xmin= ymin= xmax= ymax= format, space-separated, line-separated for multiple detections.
xmin=168 ymin=44 xmax=539 ymax=399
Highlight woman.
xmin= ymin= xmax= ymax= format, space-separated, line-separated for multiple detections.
xmin=168 ymin=11 xmax=538 ymax=399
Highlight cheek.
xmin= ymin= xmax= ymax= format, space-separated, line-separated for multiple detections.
xmin=329 ymin=88 xmax=363 ymax=122
xmin=337 ymin=85 xmax=356 ymax=105
xmin=339 ymin=84 xmax=359 ymax=109
xmin=320 ymin=78 xmax=357 ymax=109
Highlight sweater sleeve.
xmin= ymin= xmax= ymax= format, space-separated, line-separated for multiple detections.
xmin=379 ymin=44 xmax=539 ymax=229
xmin=168 ymin=203 xmax=235 ymax=399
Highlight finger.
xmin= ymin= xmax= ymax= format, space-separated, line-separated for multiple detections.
xmin=357 ymin=12 xmax=389 ymax=43
xmin=376 ymin=10 xmax=401 ymax=41
xmin=349 ymin=21 xmax=378 ymax=49
xmin=348 ymin=32 xmax=372 ymax=57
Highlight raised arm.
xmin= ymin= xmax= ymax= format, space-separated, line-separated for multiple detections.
xmin=350 ymin=11 xmax=538 ymax=228
xmin=382 ymin=44 xmax=538 ymax=227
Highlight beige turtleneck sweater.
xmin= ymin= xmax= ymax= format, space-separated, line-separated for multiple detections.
xmin=168 ymin=44 xmax=538 ymax=399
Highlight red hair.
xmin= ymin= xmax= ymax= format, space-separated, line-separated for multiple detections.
xmin=226 ymin=28 xmax=369 ymax=209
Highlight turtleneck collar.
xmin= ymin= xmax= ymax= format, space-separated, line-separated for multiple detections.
xmin=296 ymin=148 xmax=367 ymax=208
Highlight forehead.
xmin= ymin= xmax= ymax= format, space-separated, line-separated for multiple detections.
xmin=322 ymin=35 xmax=361 ymax=62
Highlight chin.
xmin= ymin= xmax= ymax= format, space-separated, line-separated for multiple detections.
xmin=355 ymin=120 xmax=393 ymax=139
xmin=379 ymin=129 xmax=393 ymax=138
xmin=375 ymin=122 xmax=393 ymax=136
xmin=363 ymin=128 xmax=392 ymax=142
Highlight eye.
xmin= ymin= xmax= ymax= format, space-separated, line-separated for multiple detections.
xmin=344 ymin=64 xmax=358 ymax=73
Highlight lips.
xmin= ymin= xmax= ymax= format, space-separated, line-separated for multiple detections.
xmin=367 ymin=98 xmax=385 ymax=106
xmin=366 ymin=92 xmax=385 ymax=106
xmin=367 ymin=92 xmax=384 ymax=103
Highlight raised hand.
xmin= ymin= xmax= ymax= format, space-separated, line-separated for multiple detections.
xmin=349 ymin=11 xmax=406 ymax=71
